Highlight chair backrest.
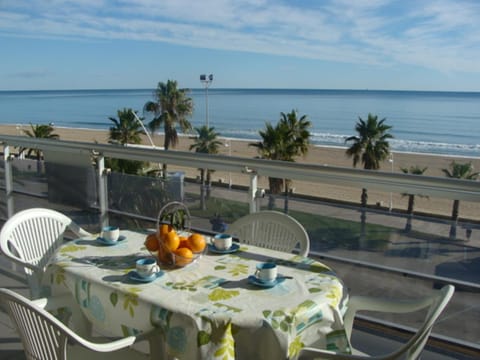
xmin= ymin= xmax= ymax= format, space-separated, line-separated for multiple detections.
xmin=0 ymin=208 xmax=91 ymax=298
xmin=0 ymin=288 xmax=138 ymax=360
xmin=299 ymin=284 xmax=455 ymax=360
xmin=387 ymin=284 xmax=455 ymax=360
xmin=0 ymin=288 xmax=71 ymax=359
xmin=228 ymin=211 xmax=310 ymax=257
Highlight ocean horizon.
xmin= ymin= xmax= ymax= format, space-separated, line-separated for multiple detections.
xmin=1 ymin=88 xmax=479 ymax=157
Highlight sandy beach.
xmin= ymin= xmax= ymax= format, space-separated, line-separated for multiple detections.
xmin=2 ymin=124 xmax=479 ymax=220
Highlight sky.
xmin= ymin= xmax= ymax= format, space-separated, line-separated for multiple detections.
xmin=1 ymin=0 xmax=480 ymax=91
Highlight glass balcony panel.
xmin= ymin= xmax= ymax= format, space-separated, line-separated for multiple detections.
xmin=0 ymin=146 xmax=478 ymax=357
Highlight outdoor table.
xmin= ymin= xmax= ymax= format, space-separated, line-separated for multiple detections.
xmin=44 ymin=230 xmax=350 ymax=359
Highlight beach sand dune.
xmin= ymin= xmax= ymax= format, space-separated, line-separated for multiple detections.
xmin=2 ymin=125 xmax=479 ymax=221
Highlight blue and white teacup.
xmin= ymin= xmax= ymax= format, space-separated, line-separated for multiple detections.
xmin=255 ymin=262 xmax=277 ymax=282
xmin=102 ymin=226 xmax=120 ymax=242
xmin=214 ymin=233 xmax=232 ymax=250
xmin=136 ymin=258 xmax=160 ymax=278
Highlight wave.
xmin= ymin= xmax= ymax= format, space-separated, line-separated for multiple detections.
xmin=308 ymin=133 xmax=480 ymax=157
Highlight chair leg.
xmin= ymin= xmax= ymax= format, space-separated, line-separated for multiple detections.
xmin=148 ymin=330 xmax=168 ymax=358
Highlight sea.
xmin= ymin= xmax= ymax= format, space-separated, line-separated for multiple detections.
xmin=1 ymin=88 xmax=479 ymax=157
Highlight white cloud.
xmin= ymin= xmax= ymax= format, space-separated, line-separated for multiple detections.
xmin=1 ymin=0 xmax=479 ymax=74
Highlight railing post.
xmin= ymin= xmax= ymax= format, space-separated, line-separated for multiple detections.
xmin=3 ymin=145 xmax=14 ymax=217
xmin=97 ymin=155 xmax=108 ymax=228
xmin=248 ymin=171 xmax=258 ymax=214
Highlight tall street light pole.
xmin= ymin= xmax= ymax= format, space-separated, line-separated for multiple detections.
xmin=200 ymin=74 xmax=213 ymax=128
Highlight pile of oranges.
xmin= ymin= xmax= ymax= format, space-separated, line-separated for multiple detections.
xmin=144 ymin=223 xmax=207 ymax=267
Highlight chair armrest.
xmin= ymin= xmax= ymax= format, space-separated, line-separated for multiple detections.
xmin=68 ymin=222 xmax=92 ymax=238
xmin=343 ymin=295 xmax=433 ymax=340
xmin=299 ymin=347 xmax=361 ymax=359
xmin=75 ymin=335 xmax=137 ymax=352
xmin=2 ymin=252 xmax=39 ymax=272
xmin=32 ymin=296 xmax=142 ymax=352
xmin=32 ymin=294 xmax=77 ymax=312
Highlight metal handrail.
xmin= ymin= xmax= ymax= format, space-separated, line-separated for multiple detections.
xmin=1 ymin=134 xmax=479 ymax=201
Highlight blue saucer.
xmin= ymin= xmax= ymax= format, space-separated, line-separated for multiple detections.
xmin=96 ymin=235 xmax=126 ymax=246
xmin=208 ymin=243 xmax=240 ymax=254
xmin=128 ymin=270 xmax=163 ymax=283
xmin=248 ymin=275 xmax=285 ymax=288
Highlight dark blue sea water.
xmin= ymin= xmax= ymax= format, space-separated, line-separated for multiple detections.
xmin=1 ymin=88 xmax=479 ymax=157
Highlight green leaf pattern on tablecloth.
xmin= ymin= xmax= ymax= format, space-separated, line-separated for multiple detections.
xmin=263 ymin=299 xmax=321 ymax=336
xmin=198 ymin=330 xmax=211 ymax=346
xmin=305 ymin=274 xmax=342 ymax=306
xmin=52 ymin=267 xmax=66 ymax=286
xmin=110 ymin=292 xmax=118 ymax=306
xmin=212 ymin=322 xmax=235 ymax=360
xmin=59 ymin=243 xmax=87 ymax=254
xmin=263 ymin=309 xmax=294 ymax=333
xmin=288 ymin=335 xmax=305 ymax=359
xmin=214 ymin=256 xmax=249 ymax=276
xmin=326 ymin=285 xmax=342 ymax=306
xmin=165 ymin=275 xmax=226 ymax=291
xmin=123 ymin=287 xmax=141 ymax=317
xmin=208 ymin=288 xmax=240 ymax=301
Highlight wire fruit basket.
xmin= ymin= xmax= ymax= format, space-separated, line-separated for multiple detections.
xmin=149 ymin=202 xmax=206 ymax=268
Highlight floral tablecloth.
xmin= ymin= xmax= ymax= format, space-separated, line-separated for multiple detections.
xmin=44 ymin=230 xmax=350 ymax=359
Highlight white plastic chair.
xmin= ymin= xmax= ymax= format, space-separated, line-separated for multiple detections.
xmin=228 ymin=211 xmax=310 ymax=257
xmin=0 ymin=288 xmax=152 ymax=360
xmin=298 ymin=284 xmax=455 ymax=360
xmin=0 ymin=208 xmax=92 ymax=298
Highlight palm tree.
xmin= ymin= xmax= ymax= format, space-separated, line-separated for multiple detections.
xmin=144 ymin=80 xmax=193 ymax=177
xmin=442 ymin=161 xmax=479 ymax=239
xmin=108 ymin=108 xmax=144 ymax=145
xmin=107 ymin=108 xmax=146 ymax=174
xmin=345 ymin=113 xmax=393 ymax=241
xmin=189 ymin=126 xmax=222 ymax=155
xmin=345 ymin=113 xmax=393 ymax=207
xmin=250 ymin=110 xmax=311 ymax=210
xmin=20 ymin=123 xmax=59 ymax=174
xmin=400 ymin=165 xmax=428 ymax=231
xmin=189 ymin=126 xmax=223 ymax=207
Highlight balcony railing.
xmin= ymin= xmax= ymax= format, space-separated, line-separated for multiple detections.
xmin=1 ymin=134 xmax=479 ymax=358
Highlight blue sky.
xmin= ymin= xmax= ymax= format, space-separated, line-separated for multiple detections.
xmin=1 ymin=0 xmax=480 ymax=91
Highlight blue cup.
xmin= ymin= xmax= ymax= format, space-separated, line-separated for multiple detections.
xmin=255 ymin=262 xmax=277 ymax=282
xmin=136 ymin=258 xmax=160 ymax=278
xmin=214 ymin=233 xmax=232 ymax=250
xmin=102 ymin=226 xmax=120 ymax=242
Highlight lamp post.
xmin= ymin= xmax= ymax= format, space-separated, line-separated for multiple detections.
xmin=388 ymin=152 xmax=394 ymax=211
xmin=200 ymin=74 xmax=213 ymax=128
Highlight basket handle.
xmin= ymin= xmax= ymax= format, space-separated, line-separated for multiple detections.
xmin=156 ymin=201 xmax=191 ymax=232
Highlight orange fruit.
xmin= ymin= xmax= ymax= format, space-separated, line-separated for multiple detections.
xmin=188 ymin=233 xmax=206 ymax=253
xmin=159 ymin=223 xmax=174 ymax=238
xmin=144 ymin=232 xmax=159 ymax=252
xmin=174 ymin=247 xmax=193 ymax=266
xmin=179 ymin=237 xmax=190 ymax=249
xmin=163 ymin=231 xmax=180 ymax=252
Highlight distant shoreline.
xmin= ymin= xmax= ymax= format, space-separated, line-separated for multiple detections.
xmin=15 ymin=124 xmax=479 ymax=161
xmin=1 ymin=124 xmax=479 ymax=221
